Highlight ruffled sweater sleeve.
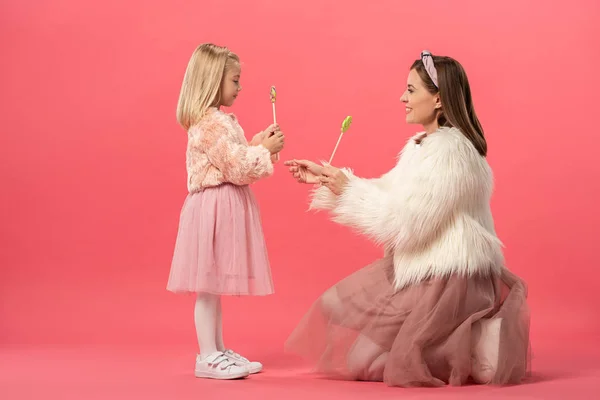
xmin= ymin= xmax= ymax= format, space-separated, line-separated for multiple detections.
xmin=197 ymin=117 xmax=273 ymax=186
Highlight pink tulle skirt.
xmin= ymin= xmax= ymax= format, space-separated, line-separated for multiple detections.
xmin=167 ymin=183 xmax=274 ymax=296
xmin=285 ymin=256 xmax=531 ymax=387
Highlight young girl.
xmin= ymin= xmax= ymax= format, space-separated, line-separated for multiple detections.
xmin=167 ymin=43 xmax=285 ymax=380
xmin=284 ymin=51 xmax=530 ymax=387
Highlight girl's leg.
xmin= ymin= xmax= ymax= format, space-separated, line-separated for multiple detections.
xmin=216 ymin=296 xmax=225 ymax=352
xmin=194 ymin=292 xmax=248 ymax=379
xmin=195 ymin=292 xmax=219 ymax=357
xmin=214 ymin=296 xmax=263 ymax=374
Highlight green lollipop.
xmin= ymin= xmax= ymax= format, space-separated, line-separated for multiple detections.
xmin=341 ymin=116 xmax=352 ymax=133
xmin=328 ymin=116 xmax=353 ymax=164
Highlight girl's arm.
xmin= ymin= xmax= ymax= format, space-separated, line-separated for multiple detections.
xmin=249 ymin=130 xmax=280 ymax=164
xmin=199 ymin=121 xmax=273 ymax=185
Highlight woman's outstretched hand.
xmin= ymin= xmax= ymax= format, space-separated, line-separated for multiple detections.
xmin=319 ymin=165 xmax=349 ymax=195
xmin=284 ymin=159 xmax=323 ymax=184
xmin=285 ymin=160 xmax=349 ymax=194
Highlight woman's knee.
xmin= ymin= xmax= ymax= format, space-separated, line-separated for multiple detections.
xmin=346 ymin=337 xmax=386 ymax=381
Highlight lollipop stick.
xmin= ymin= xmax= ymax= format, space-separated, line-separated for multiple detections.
xmin=272 ymin=103 xmax=279 ymax=161
xmin=328 ymin=115 xmax=353 ymax=164
xmin=328 ymin=131 xmax=344 ymax=164
xmin=269 ymin=86 xmax=279 ymax=162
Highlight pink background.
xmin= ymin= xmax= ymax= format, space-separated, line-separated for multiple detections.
xmin=2 ymin=0 xmax=599 ymax=368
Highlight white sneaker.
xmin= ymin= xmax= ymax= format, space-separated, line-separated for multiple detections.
xmin=194 ymin=351 xmax=249 ymax=380
xmin=224 ymin=349 xmax=263 ymax=374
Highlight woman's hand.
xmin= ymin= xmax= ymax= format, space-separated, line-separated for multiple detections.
xmin=284 ymin=159 xmax=323 ymax=184
xmin=319 ymin=165 xmax=349 ymax=195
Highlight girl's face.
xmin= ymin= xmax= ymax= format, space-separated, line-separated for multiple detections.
xmin=220 ymin=65 xmax=242 ymax=107
xmin=400 ymin=68 xmax=441 ymax=127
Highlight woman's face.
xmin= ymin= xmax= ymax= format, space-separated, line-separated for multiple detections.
xmin=400 ymin=68 xmax=440 ymax=127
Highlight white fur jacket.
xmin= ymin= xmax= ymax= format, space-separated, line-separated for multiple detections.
xmin=310 ymin=126 xmax=505 ymax=290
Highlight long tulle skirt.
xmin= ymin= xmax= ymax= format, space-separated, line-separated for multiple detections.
xmin=285 ymin=256 xmax=531 ymax=387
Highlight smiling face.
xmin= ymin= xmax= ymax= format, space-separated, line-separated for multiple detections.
xmin=219 ymin=63 xmax=242 ymax=107
xmin=400 ymin=68 xmax=441 ymax=130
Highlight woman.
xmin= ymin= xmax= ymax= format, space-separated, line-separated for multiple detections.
xmin=284 ymin=51 xmax=531 ymax=387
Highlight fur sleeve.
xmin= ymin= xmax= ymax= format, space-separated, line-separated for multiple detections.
xmin=325 ymin=131 xmax=491 ymax=251
xmin=310 ymin=167 xmax=395 ymax=211
xmin=199 ymin=120 xmax=273 ymax=185
xmin=309 ymin=167 xmax=353 ymax=211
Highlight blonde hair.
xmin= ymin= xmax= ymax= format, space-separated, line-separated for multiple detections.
xmin=176 ymin=43 xmax=240 ymax=130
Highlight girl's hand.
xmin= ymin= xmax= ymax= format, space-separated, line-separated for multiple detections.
xmin=250 ymin=124 xmax=279 ymax=146
xmin=284 ymin=159 xmax=323 ymax=184
xmin=319 ymin=165 xmax=349 ymax=195
xmin=262 ymin=131 xmax=285 ymax=154
xmin=249 ymin=132 xmax=265 ymax=146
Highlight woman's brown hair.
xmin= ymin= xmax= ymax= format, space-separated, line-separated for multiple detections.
xmin=411 ymin=55 xmax=487 ymax=157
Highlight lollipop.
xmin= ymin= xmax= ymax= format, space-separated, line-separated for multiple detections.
xmin=269 ymin=85 xmax=280 ymax=161
xmin=270 ymin=86 xmax=277 ymax=124
xmin=328 ymin=116 xmax=352 ymax=164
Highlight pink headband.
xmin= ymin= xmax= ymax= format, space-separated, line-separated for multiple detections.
xmin=421 ymin=50 xmax=438 ymax=88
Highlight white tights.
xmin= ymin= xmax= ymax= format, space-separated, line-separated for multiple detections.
xmin=194 ymin=292 xmax=226 ymax=358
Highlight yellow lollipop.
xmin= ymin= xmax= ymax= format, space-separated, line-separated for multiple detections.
xmin=269 ymin=85 xmax=280 ymax=161
xmin=270 ymin=86 xmax=277 ymax=123
xmin=328 ymin=116 xmax=352 ymax=164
